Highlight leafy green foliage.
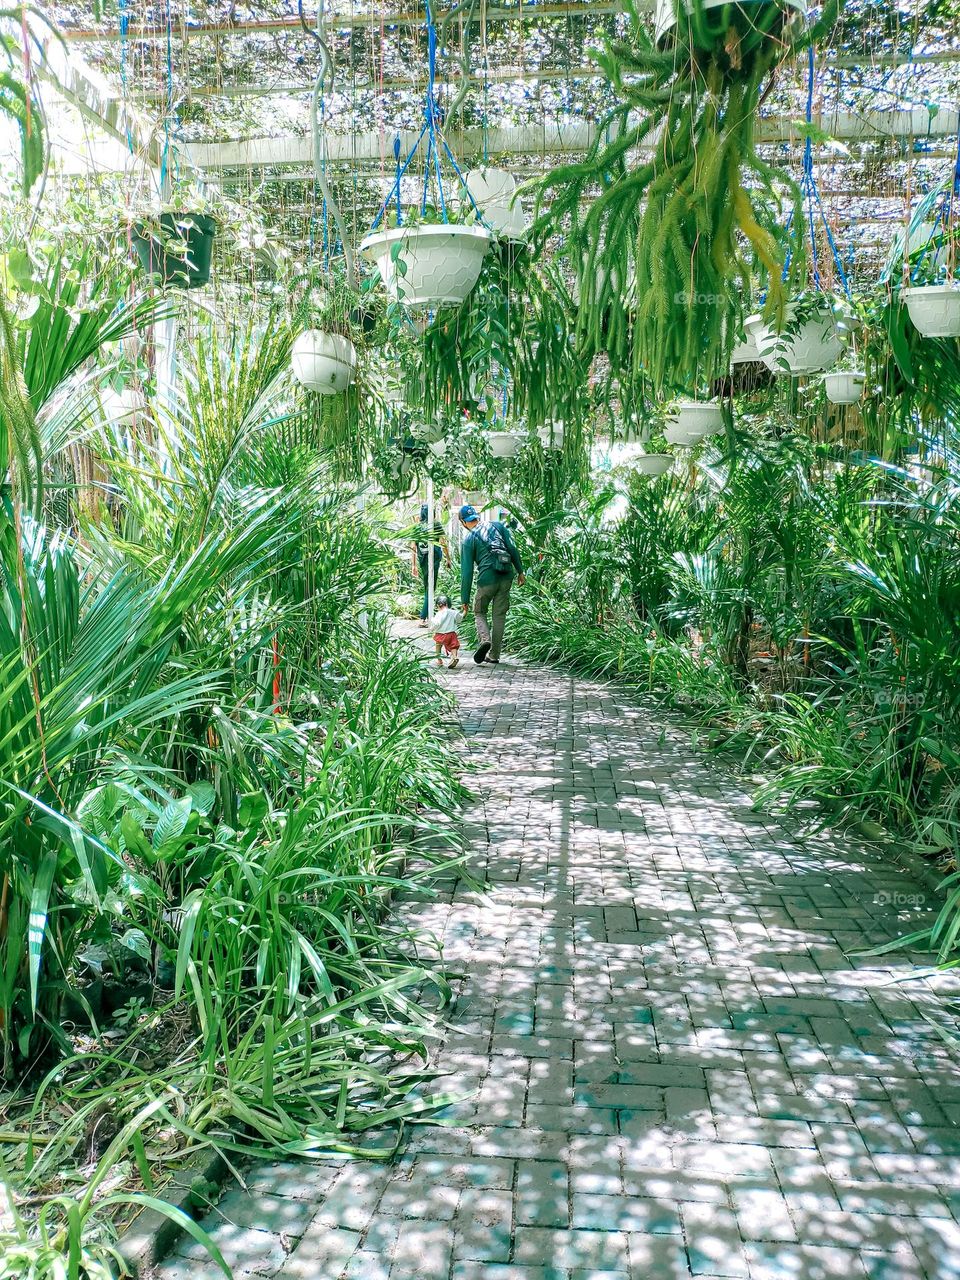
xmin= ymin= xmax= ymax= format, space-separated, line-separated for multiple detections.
xmin=533 ymin=0 xmax=841 ymax=392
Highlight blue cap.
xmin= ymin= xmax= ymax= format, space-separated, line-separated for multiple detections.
xmin=459 ymin=504 xmax=479 ymax=523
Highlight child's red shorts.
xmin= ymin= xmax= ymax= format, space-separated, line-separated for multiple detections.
xmin=434 ymin=631 xmax=460 ymax=654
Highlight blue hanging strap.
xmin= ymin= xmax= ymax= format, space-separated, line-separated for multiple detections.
xmin=118 ymin=0 xmax=134 ymax=153
xmin=393 ymin=136 xmax=402 ymax=226
xmin=368 ymin=0 xmax=489 ymax=232
xmin=781 ymin=44 xmax=852 ymax=298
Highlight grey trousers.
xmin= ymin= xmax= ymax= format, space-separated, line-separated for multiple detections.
xmin=474 ymin=576 xmax=513 ymax=660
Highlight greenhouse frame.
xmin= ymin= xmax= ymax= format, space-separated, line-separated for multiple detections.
xmin=4 ymin=2 xmax=960 ymax=1278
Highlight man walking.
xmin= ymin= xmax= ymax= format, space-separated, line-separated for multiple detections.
xmin=458 ymin=504 xmax=525 ymax=665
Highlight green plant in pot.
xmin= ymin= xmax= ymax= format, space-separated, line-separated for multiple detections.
xmin=531 ymin=0 xmax=841 ymax=393
xmin=127 ymin=181 xmax=218 ymax=289
xmin=360 ymin=196 xmax=493 ymax=311
xmin=749 ymin=289 xmax=851 ymax=377
xmin=285 ymin=263 xmax=383 ymax=477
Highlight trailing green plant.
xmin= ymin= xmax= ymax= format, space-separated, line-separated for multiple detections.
xmin=532 ymin=0 xmax=841 ymax=392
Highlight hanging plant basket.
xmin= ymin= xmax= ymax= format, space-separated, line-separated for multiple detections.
xmin=359 ymin=224 xmax=492 ymax=309
xmin=100 ymin=386 xmax=147 ymax=429
xmin=664 ymin=422 xmax=705 ymax=447
xmin=130 ymin=213 xmax=216 ymax=288
xmin=464 ymin=168 xmax=528 ymax=242
xmin=730 ymin=326 xmax=762 ymax=366
xmin=671 ymin=400 xmax=724 ymax=437
xmin=654 ymin=0 xmax=806 ymax=43
xmin=903 ymin=283 xmax=960 ymax=338
xmin=749 ymin=304 xmax=843 ymax=376
xmin=291 ymin=331 xmax=357 ymax=394
xmin=823 ymin=371 xmax=866 ymax=405
xmin=634 ymin=454 xmax=673 ymax=477
xmin=487 ymin=430 xmax=522 ymax=459
xmin=537 ymin=422 xmax=564 ymax=450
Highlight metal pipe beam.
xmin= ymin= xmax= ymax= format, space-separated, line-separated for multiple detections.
xmin=174 ymin=107 xmax=960 ymax=171
xmin=58 ymin=1 xmax=630 ymax=42
xmin=96 ymin=51 xmax=960 ymax=104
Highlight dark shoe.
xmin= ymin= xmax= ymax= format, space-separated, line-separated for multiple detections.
xmin=473 ymin=641 xmax=491 ymax=664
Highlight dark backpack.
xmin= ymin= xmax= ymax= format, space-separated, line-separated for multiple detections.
xmin=477 ymin=522 xmax=513 ymax=573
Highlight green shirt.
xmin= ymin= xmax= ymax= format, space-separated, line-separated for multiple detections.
xmin=460 ymin=521 xmax=524 ymax=604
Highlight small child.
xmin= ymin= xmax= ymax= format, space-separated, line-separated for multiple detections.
xmin=431 ymin=595 xmax=461 ymax=669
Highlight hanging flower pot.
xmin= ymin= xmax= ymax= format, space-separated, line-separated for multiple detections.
xmin=751 ymin=302 xmax=844 ymax=375
xmin=130 ymin=213 xmax=216 ymax=289
xmin=634 ymin=454 xmax=673 ymax=477
xmin=291 ymin=330 xmax=357 ymax=394
xmin=537 ymin=422 xmax=564 ymax=450
xmin=730 ymin=325 xmax=762 ymax=366
xmin=464 ymin=168 xmax=528 ymax=242
xmin=359 ymin=224 xmax=492 ymax=309
xmin=823 ymin=371 xmax=866 ymax=404
xmin=672 ymin=400 xmax=724 ymax=436
xmin=664 ymin=422 xmax=705 ymax=446
xmin=487 ymin=430 xmax=522 ymax=459
xmin=654 ymin=0 xmax=805 ymax=44
xmin=903 ymin=283 xmax=960 ymax=338
xmin=121 ymin=331 xmax=145 ymax=362
xmin=99 ymin=386 xmax=146 ymax=429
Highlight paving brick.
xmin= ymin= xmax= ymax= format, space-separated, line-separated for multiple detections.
xmin=187 ymin=654 xmax=960 ymax=1280
xmin=516 ymin=1159 xmax=569 ymax=1227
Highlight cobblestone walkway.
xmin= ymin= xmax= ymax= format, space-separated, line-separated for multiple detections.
xmin=157 ymin=657 xmax=960 ymax=1280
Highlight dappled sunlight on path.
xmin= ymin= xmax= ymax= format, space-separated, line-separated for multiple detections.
xmin=156 ymin=653 xmax=960 ymax=1280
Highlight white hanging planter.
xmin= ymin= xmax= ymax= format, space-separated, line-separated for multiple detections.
xmin=359 ymin=224 xmax=492 ymax=308
xmin=487 ymin=430 xmax=522 ymax=459
xmin=751 ymin=304 xmax=843 ymax=376
xmin=100 ymin=386 xmax=146 ymax=429
xmin=464 ymin=168 xmax=528 ymax=242
xmin=903 ymin=283 xmax=960 ymax=338
xmin=730 ymin=326 xmax=762 ymax=365
xmin=672 ymin=400 xmax=724 ymax=437
xmin=664 ymin=422 xmax=705 ymax=447
xmin=291 ymin=330 xmax=357 ymax=394
xmin=121 ymin=331 xmax=145 ymax=362
xmin=654 ymin=0 xmax=805 ymax=42
xmin=823 ymin=371 xmax=866 ymax=405
xmin=537 ymin=422 xmax=564 ymax=450
xmin=634 ymin=454 xmax=673 ymax=477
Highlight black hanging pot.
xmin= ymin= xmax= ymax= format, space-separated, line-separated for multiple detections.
xmin=131 ymin=212 xmax=216 ymax=288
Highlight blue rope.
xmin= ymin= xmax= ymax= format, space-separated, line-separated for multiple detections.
xmin=781 ymin=44 xmax=851 ymax=298
xmin=160 ymin=0 xmax=175 ymax=194
xmin=368 ymin=0 xmax=489 ymax=232
xmin=118 ymin=0 xmax=133 ymax=153
xmin=394 ymin=136 xmax=402 ymax=226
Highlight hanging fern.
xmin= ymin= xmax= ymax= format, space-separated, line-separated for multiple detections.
xmin=532 ymin=0 xmax=841 ymax=395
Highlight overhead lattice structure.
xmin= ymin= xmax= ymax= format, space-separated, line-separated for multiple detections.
xmin=35 ymin=1 xmax=960 ymax=284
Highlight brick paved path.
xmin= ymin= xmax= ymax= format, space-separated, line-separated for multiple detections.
xmin=157 ymin=657 xmax=960 ymax=1280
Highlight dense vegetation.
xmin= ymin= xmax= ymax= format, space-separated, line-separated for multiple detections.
xmin=0 ymin=249 xmax=464 ymax=1274
xmin=504 ymin=432 xmax=960 ymax=946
